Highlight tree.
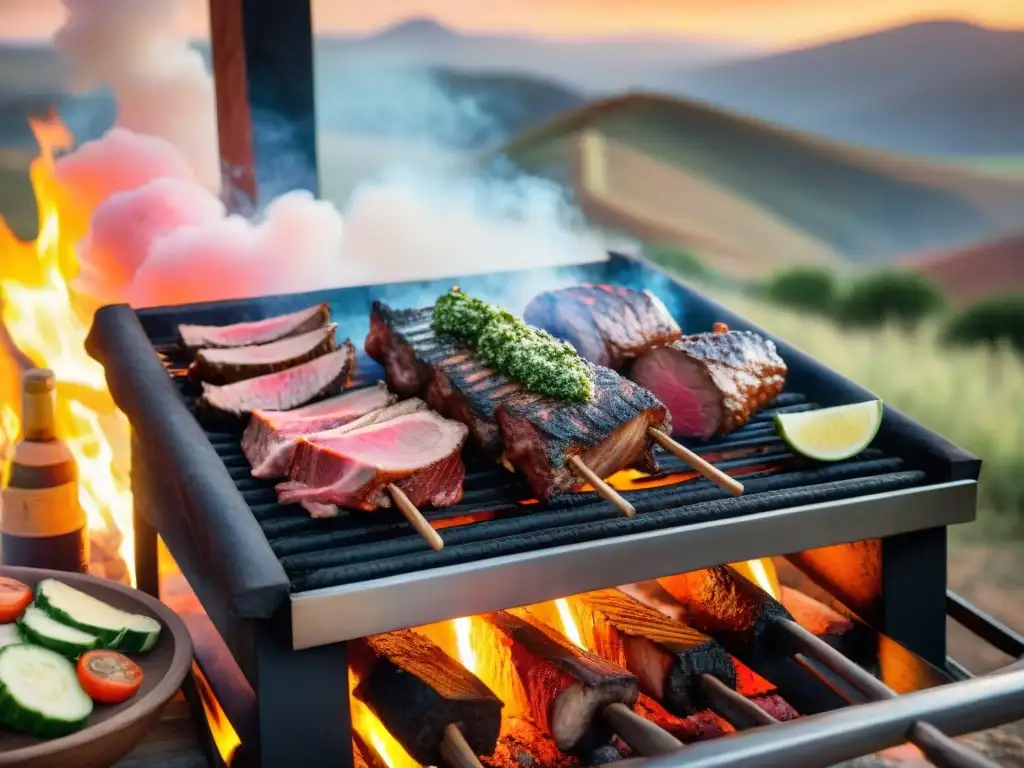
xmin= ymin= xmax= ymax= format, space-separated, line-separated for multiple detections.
xmin=839 ymin=270 xmax=945 ymax=328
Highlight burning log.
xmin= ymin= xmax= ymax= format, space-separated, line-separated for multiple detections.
xmin=559 ymin=589 xmax=738 ymax=718
xmin=659 ymin=566 xmax=1003 ymax=768
xmin=351 ymin=629 xmax=503 ymax=767
xmin=486 ymin=609 xmax=682 ymax=757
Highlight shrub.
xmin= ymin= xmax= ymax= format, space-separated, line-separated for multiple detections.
xmin=759 ymin=266 xmax=837 ymax=316
xmin=838 ymin=270 xmax=945 ymax=329
xmin=644 ymin=245 xmax=721 ymax=285
xmin=943 ymin=294 xmax=1024 ymax=353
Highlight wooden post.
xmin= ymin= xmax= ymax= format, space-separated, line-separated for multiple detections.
xmin=208 ymin=0 xmax=320 ymax=212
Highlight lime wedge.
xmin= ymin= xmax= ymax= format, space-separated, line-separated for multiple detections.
xmin=776 ymin=400 xmax=883 ymax=462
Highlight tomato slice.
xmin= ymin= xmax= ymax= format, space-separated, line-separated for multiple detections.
xmin=0 ymin=578 xmax=32 ymax=623
xmin=77 ymin=650 xmax=144 ymax=704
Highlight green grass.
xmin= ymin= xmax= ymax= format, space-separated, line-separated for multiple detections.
xmin=698 ymin=286 xmax=1024 ymax=540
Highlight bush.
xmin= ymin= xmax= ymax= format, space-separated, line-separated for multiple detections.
xmin=943 ymin=294 xmax=1024 ymax=353
xmin=759 ymin=266 xmax=837 ymax=315
xmin=644 ymin=245 xmax=721 ymax=285
xmin=838 ymin=270 xmax=945 ymax=329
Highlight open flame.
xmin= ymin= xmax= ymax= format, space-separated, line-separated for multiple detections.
xmin=348 ymin=668 xmax=420 ymax=768
xmin=0 ymin=114 xmax=134 ymax=582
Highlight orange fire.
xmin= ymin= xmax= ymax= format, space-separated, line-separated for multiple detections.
xmin=193 ymin=662 xmax=242 ymax=764
xmin=0 ymin=115 xmax=134 ymax=582
xmin=348 ymin=668 xmax=420 ymax=768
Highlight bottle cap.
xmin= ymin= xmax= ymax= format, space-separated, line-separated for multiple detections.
xmin=23 ymin=369 xmax=56 ymax=395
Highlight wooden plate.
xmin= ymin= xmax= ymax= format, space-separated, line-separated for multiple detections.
xmin=0 ymin=566 xmax=193 ymax=768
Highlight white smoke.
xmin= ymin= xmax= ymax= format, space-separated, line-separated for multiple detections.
xmin=53 ymin=0 xmax=606 ymax=310
xmin=54 ymin=0 xmax=220 ymax=193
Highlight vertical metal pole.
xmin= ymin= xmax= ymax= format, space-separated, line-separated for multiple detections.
xmin=209 ymin=0 xmax=320 ymax=212
xmin=130 ymin=440 xmax=160 ymax=598
xmin=880 ymin=527 xmax=948 ymax=667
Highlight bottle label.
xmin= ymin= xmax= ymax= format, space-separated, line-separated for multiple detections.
xmin=1 ymin=483 xmax=86 ymax=538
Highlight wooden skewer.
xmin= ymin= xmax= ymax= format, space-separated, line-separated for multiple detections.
xmin=440 ymin=723 xmax=485 ymax=768
xmin=569 ymin=455 xmax=636 ymax=517
xmin=386 ymin=483 xmax=444 ymax=551
xmin=602 ymin=702 xmax=684 ymax=756
xmin=647 ymin=428 xmax=744 ymax=496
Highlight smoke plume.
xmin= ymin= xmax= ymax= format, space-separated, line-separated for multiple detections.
xmin=53 ymin=0 xmax=606 ymax=310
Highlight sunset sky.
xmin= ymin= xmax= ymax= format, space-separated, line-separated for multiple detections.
xmin=3 ymin=0 xmax=1024 ymax=46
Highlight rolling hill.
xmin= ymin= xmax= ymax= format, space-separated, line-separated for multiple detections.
xmin=908 ymin=236 xmax=1024 ymax=308
xmin=498 ymin=93 xmax=1024 ymax=274
xmin=676 ymin=21 xmax=1024 ymax=155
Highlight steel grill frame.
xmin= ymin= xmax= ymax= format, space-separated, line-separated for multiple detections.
xmin=85 ymin=252 xmax=993 ymax=768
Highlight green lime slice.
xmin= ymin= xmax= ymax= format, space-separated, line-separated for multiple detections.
xmin=775 ymin=400 xmax=883 ymax=462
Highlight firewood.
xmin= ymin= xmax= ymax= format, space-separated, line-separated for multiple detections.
xmin=568 ymin=589 xmax=737 ymax=716
xmin=485 ymin=609 xmax=641 ymax=753
xmin=352 ymin=629 xmax=503 ymax=766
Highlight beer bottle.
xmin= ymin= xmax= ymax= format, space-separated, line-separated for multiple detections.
xmin=1 ymin=369 xmax=89 ymax=572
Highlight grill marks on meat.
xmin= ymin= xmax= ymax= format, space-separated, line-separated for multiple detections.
xmin=631 ymin=325 xmax=787 ymax=440
xmin=497 ymin=365 xmax=668 ymax=498
xmin=177 ymin=303 xmax=330 ymax=350
xmin=197 ymin=341 xmax=355 ymax=422
xmin=524 ymin=285 xmax=682 ymax=370
xmin=366 ymin=301 xmax=670 ymax=499
xmin=487 ymin=609 xmax=640 ymax=754
xmin=189 ymin=324 xmax=338 ymax=385
xmin=242 ymin=382 xmax=395 ymax=478
xmin=276 ymin=409 xmax=468 ymax=517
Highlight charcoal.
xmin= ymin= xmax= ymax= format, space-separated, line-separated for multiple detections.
xmin=352 ymin=629 xmax=503 ymax=766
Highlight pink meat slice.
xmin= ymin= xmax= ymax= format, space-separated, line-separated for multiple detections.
xmin=199 ymin=342 xmax=354 ymax=418
xmin=276 ymin=410 xmax=468 ymax=517
xmin=242 ymin=382 xmax=396 ymax=477
xmin=247 ymin=396 xmax=425 ymax=479
xmin=190 ymin=324 xmax=338 ymax=385
xmin=178 ymin=304 xmax=330 ymax=349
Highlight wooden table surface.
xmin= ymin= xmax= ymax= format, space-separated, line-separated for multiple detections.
xmin=113 ymin=693 xmax=209 ymax=768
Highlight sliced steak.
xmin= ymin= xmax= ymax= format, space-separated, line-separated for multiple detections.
xmin=524 ymin=285 xmax=682 ymax=370
xmin=198 ymin=341 xmax=355 ymax=423
xmin=242 ymin=382 xmax=395 ymax=478
xmin=496 ymin=363 xmax=669 ymax=499
xmin=189 ymin=324 xmax=337 ymax=385
xmin=178 ymin=303 xmax=330 ymax=350
xmin=277 ymin=409 xmax=468 ymax=517
xmin=367 ymin=301 xmax=670 ymax=499
xmin=630 ymin=324 xmax=787 ymax=440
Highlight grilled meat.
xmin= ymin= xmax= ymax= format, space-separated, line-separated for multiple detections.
xmin=189 ymin=324 xmax=337 ymax=385
xmin=242 ymin=382 xmax=396 ymax=478
xmin=524 ymin=285 xmax=682 ymax=370
xmin=178 ymin=303 xmax=330 ymax=350
xmin=630 ymin=323 xmax=786 ymax=439
xmin=276 ymin=409 xmax=468 ymax=517
xmin=366 ymin=301 xmax=670 ymax=499
xmin=496 ymin=364 xmax=668 ymax=498
xmin=197 ymin=341 xmax=355 ymax=422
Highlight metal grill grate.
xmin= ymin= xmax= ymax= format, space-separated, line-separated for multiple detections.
xmin=159 ymin=354 xmax=926 ymax=594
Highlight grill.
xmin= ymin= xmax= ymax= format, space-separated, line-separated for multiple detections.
xmin=84 ymin=253 xmax=1024 ymax=768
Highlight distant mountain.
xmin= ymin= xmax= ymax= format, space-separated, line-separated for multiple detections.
xmin=323 ymin=18 xmax=756 ymax=94
xmin=676 ymin=21 xmax=1024 ymax=154
xmin=500 ymin=92 xmax=1024 ymax=267
xmin=908 ymin=234 xmax=1024 ymax=307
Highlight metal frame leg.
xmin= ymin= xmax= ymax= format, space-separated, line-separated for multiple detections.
xmin=880 ymin=527 xmax=947 ymax=667
xmin=244 ymin=621 xmax=354 ymax=768
xmin=132 ymin=475 xmax=160 ymax=598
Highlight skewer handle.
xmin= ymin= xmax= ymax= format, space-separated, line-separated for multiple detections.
xmin=440 ymin=723 xmax=485 ymax=768
xmin=569 ymin=455 xmax=636 ymax=517
xmin=647 ymin=428 xmax=744 ymax=496
xmin=699 ymin=674 xmax=778 ymax=729
xmin=387 ymin=483 xmax=444 ymax=551
xmin=774 ymin=619 xmax=1002 ymax=768
xmin=602 ymin=702 xmax=683 ymax=756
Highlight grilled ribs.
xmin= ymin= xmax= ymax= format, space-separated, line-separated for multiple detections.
xmin=523 ymin=284 xmax=682 ymax=371
xmin=365 ymin=301 xmax=669 ymax=499
xmin=631 ymin=323 xmax=787 ymax=439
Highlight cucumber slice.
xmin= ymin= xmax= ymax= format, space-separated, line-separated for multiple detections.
xmin=16 ymin=604 xmax=101 ymax=659
xmin=0 ymin=624 xmax=20 ymax=650
xmin=34 ymin=580 xmax=162 ymax=653
xmin=0 ymin=643 xmax=93 ymax=738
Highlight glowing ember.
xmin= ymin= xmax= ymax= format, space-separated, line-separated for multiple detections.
xmin=0 ymin=115 xmax=134 ymax=583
